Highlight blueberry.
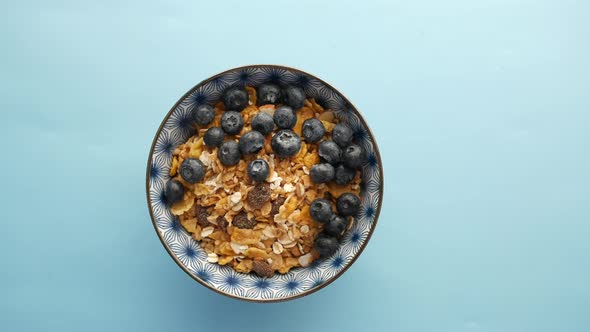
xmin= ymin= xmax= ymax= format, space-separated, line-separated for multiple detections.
xmin=221 ymin=111 xmax=244 ymax=135
xmin=336 ymin=193 xmax=361 ymax=217
xmin=324 ymin=214 xmax=348 ymax=237
xmin=282 ymin=85 xmax=305 ymax=110
xmin=204 ymin=127 xmax=225 ymax=147
xmin=251 ymin=112 xmax=275 ymax=135
xmin=310 ymin=163 xmax=335 ymax=183
xmin=164 ymin=179 xmax=184 ymax=204
xmin=273 ymin=106 xmax=297 ymax=129
xmin=239 ymin=131 xmax=265 ymax=155
xmin=314 ymin=234 xmax=339 ymax=257
xmin=334 ymin=164 xmax=356 ymax=185
xmin=302 ymin=118 xmax=325 ymax=143
xmin=310 ymin=198 xmax=333 ymax=223
xmin=192 ymin=104 xmax=214 ymax=126
xmin=342 ymin=144 xmax=364 ymax=168
xmin=257 ymin=83 xmax=282 ymax=105
xmin=217 ymin=140 xmax=241 ymax=166
xmin=271 ymin=129 xmax=302 ymax=157
xmin=332 ymin=123 xmax=354 ymax=147
xmin=247 ymin=159 xmax=270 ymax=182
xmin=318 ymin=140 xmax=341 ymax=165
xmin=180 ymin=158 xmax=205 ymax=183
xmin=222 ymin=86 xmax=248 ymax=112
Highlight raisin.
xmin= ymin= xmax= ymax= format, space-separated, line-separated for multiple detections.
xmin=195 ymin=205 xmax=209 ymax=227
xmin=271 ymin=196 xmax=286 ymax=216
xmin=252 ymin=260 xmax=274 ymax=278
xmin=232 ymin=211 xmax=257 ymax=229
xmin=247 ymin=182 xmax=271 ymax=209
xmin=217 ymin=216 xmax=228 ymax=232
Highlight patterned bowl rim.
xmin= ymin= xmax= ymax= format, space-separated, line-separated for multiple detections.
xmin=145 ymin=64 xmax=384 ymax=302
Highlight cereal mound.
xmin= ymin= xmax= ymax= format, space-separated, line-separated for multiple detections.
xmin=168 ymin=86 xmax=361 ymax=277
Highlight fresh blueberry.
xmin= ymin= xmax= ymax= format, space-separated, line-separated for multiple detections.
xmin=257 ymin=83 xmax=282 ymax=105
xmin=273 ymin=106 xmax=297 ymax=129
xmin=334 ymin=164 xmax=356 ymax=185
xmin=314 ymin=233 xmax=339 ymax=257
xmin=247 ymin=159 xmax=270 ymax=182
xmin=332 ymin=123 xmax=354 ymax=147
xmin=164 ymin=179 xmax=184 ymax=204
xmin=271 ymin=129 xmax=302 ymax=157
xmin=336 ymin=193 xmax=361 ymax=217
xmin=251 ymin=112 xmax=275 ymax=136
xmin=203 ymin=127 xmax=225 ymax=147
xmin=324 ymin=214 xmax=347 ymax=237
xmin=318 ymin=140 xmax=341 ymax=165
xmin=342 ymin=144 xmax=365 ymax=168
xmin=192 ymin=104 xmax=214 ymax=125
xmin=221 ymin=111 xmax=244 ymax=135
xmin=282 ymin=85 xmax=305 ymax=110
xmin=310 ymin=198 xmax=333 ymax=223
xmin=180 ymin=158 xmax=205 ymax=183
xmin=302 ymin=118 xmax=325 ymax=143
xmin=222 ymin=86 xmax=249 ymax=112
xmin=217 ymin=140 xmax=241 ymax=166
xmin=239 ymin=131 xmax=265 ymax=155
xmin=310 ymin=163 xmax=335 ymax=183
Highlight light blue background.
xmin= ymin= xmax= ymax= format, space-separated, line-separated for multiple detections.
xmin=1 ymin=0 xmax=589 ymax=331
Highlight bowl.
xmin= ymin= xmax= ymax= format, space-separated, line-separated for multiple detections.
xmin=146 ymin=65 xmax=383 ymax=302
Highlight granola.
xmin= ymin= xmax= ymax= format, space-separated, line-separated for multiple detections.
xmin=166 ymin=85 xmax=362 ymax=277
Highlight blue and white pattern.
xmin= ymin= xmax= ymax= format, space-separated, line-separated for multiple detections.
xmin=147 ymin=65 xmax=382 ymax=301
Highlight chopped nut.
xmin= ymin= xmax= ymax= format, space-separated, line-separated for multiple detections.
xmin=231 ymin=201 xmax=243 ymax=211
xmin=300 ymin=225 xmax=310 ymax=234
xmin=231 ymin=242 xmax=248 ymax=254
xmin=230 ymin=191 xmax=242 ymax=205
xmin=206 ymin=253 xmax=219 ymax=263
xmin=284 ymin=183 xmax=295 ymax=193
xmin=272 ymin=242 xmax=284 ymax=254
xmin=201 ymin=226 xmax=214 ymax=238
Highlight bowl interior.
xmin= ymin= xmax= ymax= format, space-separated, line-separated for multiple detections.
xmin=147 ymin=65 xmax=382 ymax=301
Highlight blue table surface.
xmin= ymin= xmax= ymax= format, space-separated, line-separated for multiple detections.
xmin=1 ymin=1 xmax=589 ymax=331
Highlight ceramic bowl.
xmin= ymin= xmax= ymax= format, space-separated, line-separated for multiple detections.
xmin=146 ymin=65 xmax=383 ymax=302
